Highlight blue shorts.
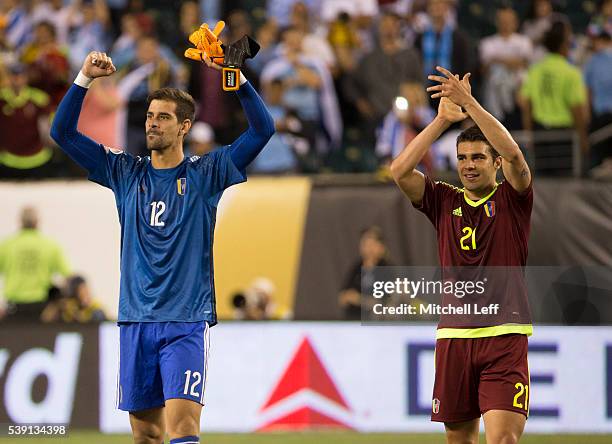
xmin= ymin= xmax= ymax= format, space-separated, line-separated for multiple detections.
xmin=117 ymin=321 xmax=210 ymax=412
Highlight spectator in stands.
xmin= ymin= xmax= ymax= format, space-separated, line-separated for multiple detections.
xmin=230 ymin=278 xmax=279 ymax=320
xmin=339 ymin=226 xmax=390 ymax=321
xmin=344 ymin=12 xmax=422 ymax=132
xmin=328 ymin=11 xmax=362 ymax=74
xmin=590 ymin=0 xmax=612 ymax=33
xmin=320 ymin=0 xmax=379 ymax=26
xmin=40 ymin=284 xmax=66 ymax=323
xmin=267 ymin=0 xmax=320 ymax=27
xmin=243 ymin=277 xmax=278 ymax=320
xmin=110 ymin=13 xmax=143 ymax=65
xmin=0 ymin=18 xmax=16 ymax=71
xmin=123 ymin=0 xmax=154 ymax=34
xmin=261 ymin=26 xmax=342 ymax=161
xmin=290 ymin=1 xmax=336 ymax=73
xmin=520 ymin=19 xmax=589 ymax=175
xmin=0 ymin=207 xmax=71 ymax=322
xmin=522 ymin=0 xmax=557 ymax=62
xmin=78 ymin=75 xmax=123 ymax=148
xmin=584 ymin=24 xmax=612 ymax=178
xmin=67 ymin=0 xmax=111 ymax=74
xmin=172 ymin=0 xmax=200 ymax=60
xmin=0 ymin=62 xmax=54 ymax=178
xmin=479 ymin=5 xmax=533 ymax=130
xmin=21 ymin=21 xmax=70 ymax=108
xmin=251 ymin=79 xmax=301 ymax=173
xmin=231 ymin=292 xmax=248 ymax=320
xmin=414 ymin=0 xmax=474 ymax=105
xmin=118 ymin=35 xmax=178 ymax=156
xmin=62 ymin=275 xmax=107 ymax=322
xmin=1 ymin=0 xmax=31 ymax=51
xmin=247 ymin=19 xmax=279 ymax=77
xmin=110 ymin=13 xmax=179 ymax=73
xmin=30 ymin=0 xmax=79 ymax=46
xmin=186 ymin=121 xmax=216 ymax=157
xmin=376 ymin=81 xmax=435 ymax=172
xmin=225 ymin=9 xmax=253 ymax=47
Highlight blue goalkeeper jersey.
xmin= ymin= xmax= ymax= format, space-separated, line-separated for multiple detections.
xmin=90 ymin=149 xmax=245 ymax=324
xmin=51 ymin=81 xmax=274 ymax=325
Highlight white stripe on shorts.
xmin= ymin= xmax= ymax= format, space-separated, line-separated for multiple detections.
xmin=115 ymin=329 xmax=121 ymax=409
xmin=200 ymin=322 xmax=210 ymax=405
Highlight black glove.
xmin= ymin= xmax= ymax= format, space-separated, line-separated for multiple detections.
xmin=222 ymin=35 xmax=260 ymax=68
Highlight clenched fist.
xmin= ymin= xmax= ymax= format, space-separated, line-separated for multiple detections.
xmin=81 ymin=51 xmax=116 ymax=79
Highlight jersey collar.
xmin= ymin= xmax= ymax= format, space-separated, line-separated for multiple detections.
xmin=463 ymin=184 xmax=498 ymax=207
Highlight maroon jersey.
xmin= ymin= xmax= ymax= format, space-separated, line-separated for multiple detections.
xmin=415 ymin=177 xmax=533 ymax=336
xmin=0 ymin=87 xmax=51 ymax=158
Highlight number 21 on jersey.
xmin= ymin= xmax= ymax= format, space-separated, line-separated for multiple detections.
xmin=150 ymin=201 xmax=166 ymax=227
xmin=460 ymin=226 xmax=477 ymax=251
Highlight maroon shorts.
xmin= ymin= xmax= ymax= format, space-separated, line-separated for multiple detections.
xmin=431 ymin=334 xmax=530 ymax=423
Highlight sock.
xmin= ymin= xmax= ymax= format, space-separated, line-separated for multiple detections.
xmin=169 ymin=436 xmax=199 ymax=444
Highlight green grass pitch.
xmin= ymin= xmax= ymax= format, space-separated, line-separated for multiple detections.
xmin=1 ymin=431 xmax=610 ymax=443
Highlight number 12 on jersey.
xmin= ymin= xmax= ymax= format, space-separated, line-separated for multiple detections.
xmin=150 ymin=201 xmax=166 ymax=227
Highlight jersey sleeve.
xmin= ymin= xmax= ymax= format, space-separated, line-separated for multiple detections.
xmin=412 ymin=176 xmax=457 ymax=229
xmin=88 ymin=149 xmax=142 ymax=204
xmin=501 ymin=179 xmax=533 ymax=227
xmin=192 ymin=147 xmax=247 ymax=206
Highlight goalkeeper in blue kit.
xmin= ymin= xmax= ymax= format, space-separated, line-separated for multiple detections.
xmin=51 ymin=46 xmax=274 ymax=443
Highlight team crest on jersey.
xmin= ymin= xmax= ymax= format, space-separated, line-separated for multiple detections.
xmin=432 ymin=398 xmax=440 ymax=414
xmin=484 ymin=201 xmax=496 ymax=217
xmin=177 ymin=178 xmax=186 ymax=195
xmin=452 ymin=207 xmax=462 ymax=217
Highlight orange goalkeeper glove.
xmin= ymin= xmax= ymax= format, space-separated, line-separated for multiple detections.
xmin=184 ymin=21 xmax=225 ymax=64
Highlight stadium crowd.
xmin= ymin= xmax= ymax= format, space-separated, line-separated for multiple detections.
xmin=0 ymin=0 xmax=610 ymax=178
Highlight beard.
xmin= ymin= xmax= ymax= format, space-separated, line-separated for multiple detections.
xmin=146 ymin=133 xmax=172 ymax=151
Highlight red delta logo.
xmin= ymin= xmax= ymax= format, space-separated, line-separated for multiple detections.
xmin=257 ymin=337 xmax=354 ymax=431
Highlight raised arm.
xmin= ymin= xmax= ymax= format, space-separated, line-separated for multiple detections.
xmin=50 ymin=51 xmax=117 ymax=173
xmin=428 ymin=66 xmax=531 ymax=192
xmin=230 ymin=78 xmax=275 ymax=170
xmin=390 ymin=97 xmax=467 ymax=205
xmin=197 ymin=54 xmax=274 ymax=171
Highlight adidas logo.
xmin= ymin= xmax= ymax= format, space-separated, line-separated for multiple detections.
xmin=452 ymin=207 xmax=462 ymax=217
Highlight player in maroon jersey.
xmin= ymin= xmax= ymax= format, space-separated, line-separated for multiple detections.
xmin=390 ymin=66 xmax=532 ymax=444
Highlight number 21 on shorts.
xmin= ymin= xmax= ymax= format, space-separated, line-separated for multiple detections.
xmin=513 ymin=382 xmax=529 ymax=411
xmin=184 ymin=370 xmax=202 ymax=397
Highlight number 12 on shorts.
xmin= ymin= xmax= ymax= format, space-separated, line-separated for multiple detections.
xmin=513 ymin=382 xmax=529 ymax=411
xmin=183 ymin=370 xmax=202 ymax=397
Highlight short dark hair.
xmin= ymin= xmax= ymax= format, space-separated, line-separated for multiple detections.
xmin=456 ymin=125 xmax=500 ymax=159
xmin=543 ymin=18 xmax=570 ymax=53
xmin=147 ymin=88 xmax=196 ymax=123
